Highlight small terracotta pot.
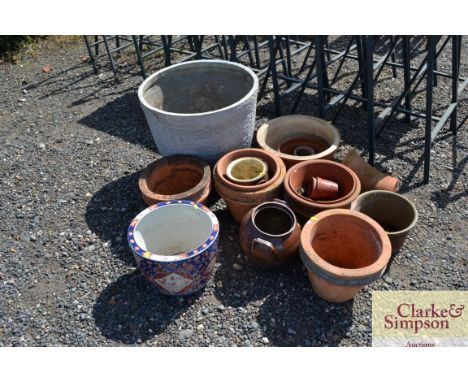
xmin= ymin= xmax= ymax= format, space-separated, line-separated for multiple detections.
xmin=300 ymin=209 xmax=392 ymax=303
xmin=257 ymin=115 xmax=340 ymax=168
xmin=351 ymin=190 xmax=418 ymax=254
xmin=239 ymin=200 xmax=301 ymax=268
xmin=284 ymin=159 xmax=361 ymax=218
xmin=139 ymin=155 xmax=211 ymax=205
xmin=307 ymin=177 xmax=339 ymax=200
xmin=214 ymin=149 xmax=286 ymax=222
xmin=343 ymin=149 xmax=399 ymax=192
xmin=226 ymin=156 xmax=268 ymax=185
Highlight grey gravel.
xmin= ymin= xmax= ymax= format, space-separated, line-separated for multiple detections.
xmin=179 ymin=329 xmax=194 ymax=341
xmin=0 ymin=36 xmax=466 ymax=347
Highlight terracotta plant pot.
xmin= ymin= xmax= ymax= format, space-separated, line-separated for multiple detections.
xmin=343 ymin=149 xmax=399 ymax=192
xmin=214 ymin=148 xmax=286 ymax=222
xmin=226 ymin=156 xmax=268 ymax=185
xmin=139 ymin=155 xmax=211 ymax=206
xmin=300 ymin=209 xmax=391 ymax=303
xmin=239 ymin=200 xmax=301 ymax=268
xmin=257 ymin=115 xmax=340 ymax=168
xmin=307 ymin=177 xmax=339 ymax=200
xmin=283 ymin=159 xmax=361 ymax=222
xmin=351 ymin=190 xmax=418 ymax=254
xmin=128 ymin=200 xmax=219 ymax=296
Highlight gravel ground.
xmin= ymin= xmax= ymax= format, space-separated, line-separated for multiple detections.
xmin=0 ymin=36 xmax=466 ymax=347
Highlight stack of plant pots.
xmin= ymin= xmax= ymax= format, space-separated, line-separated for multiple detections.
xmin=283 ymin=159 xmax=361 ymax=223
xmin=214 ymin=148 xmax=286 ymax=223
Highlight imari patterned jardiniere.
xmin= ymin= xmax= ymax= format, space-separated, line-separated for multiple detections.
xmin=128 ymin=200 xmax=219 ymax=296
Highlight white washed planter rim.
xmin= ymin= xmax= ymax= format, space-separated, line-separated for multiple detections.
xmin=138 ymin=59 xmax=259 ymax=117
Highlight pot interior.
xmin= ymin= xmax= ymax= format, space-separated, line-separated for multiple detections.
xmin=279 ymin=137 xmax=330 ymax=156
xmin=263 ymin=118 xmax=336 ymax=153
xmin=218 ymin=151 xmax=279 ymax=188
xmin=311 ymin=214 xmax=382 ymax=269
xmin=253 ymin=206 xmax=294 ymax=236
xmin=290 ymin=163 xmax=355 ymax=201
xmin=353 ymin=193 xmax=416 ymax=233
xmin=227 ymin=157 xmax=267 ymax=182
xmin=143 ymin=63 xmax=254 ymax=114
xmin=134 ymin=204 xmax=213 ymax=256
xmin=148 ymin=163 xmax=203 ymax=196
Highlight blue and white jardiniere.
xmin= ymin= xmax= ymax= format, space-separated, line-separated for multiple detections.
xmin=128 ymin=200 xmax=219 ymax=296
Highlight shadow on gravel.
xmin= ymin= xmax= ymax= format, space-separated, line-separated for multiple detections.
xmin=213 ymin=258 xmax=304 ymax=309
xmin=257 ymin=290 xmax=354 ymax=347
xmin=430 ymin=133 xmax=468 ymax=207
xmin=85 ymin=171 xmax=147 ymax=265
xmin=93 ymin=270 xmax=200 ymax=344
xmin=78 ymin=92 xmax=158 ymax=152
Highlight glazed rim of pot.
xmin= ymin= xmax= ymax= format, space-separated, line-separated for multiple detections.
xmin=284 ymin=159 xmax=361 ymax=208
xmin=215 ymin=148 xmax=284 ymax=192
xmin=138 ymin=59 xmax=259 ymax=117
xmin=257 ymin=115 xmax=341 ymax=160
xmin=226 ymin=156 xmax=268 ymax=184
xmin=127 ymin=200 xmax=219 ymax=262
xmin=351 ymin=190 xmax=419 ymax=235
xmin=139 ymin=156 xmax=210 ymax=201
xmin=300 ymin=209 xmax=391 ymax=279
xmin=251 ymin=201 xmax=297 ymax=238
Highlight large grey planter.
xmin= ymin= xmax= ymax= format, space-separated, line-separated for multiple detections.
xmin=138 ymin=60 xmax=259 ymax=163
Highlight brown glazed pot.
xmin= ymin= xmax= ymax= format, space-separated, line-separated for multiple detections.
xmin=351 ymin=190 xmax=418 ymax=254
xmin=139 ymin=155 xmax=211 ymax=205
xmin=239 ymin=200 xmax=301 ymax=268
xmin=283 ymin=159 xmax=361 ymax=221
xmin=214 ymin=149 xmax=286 ymax=222
xmin=257 ymin=115 xmax=341 ymax=168
xmin=300 ymin=209 xmax=392 ymax=303
xmin=343 ymin=149 xmax=399 ymax=192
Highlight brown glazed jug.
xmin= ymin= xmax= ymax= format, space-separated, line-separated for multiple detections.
xmin=239 ymin=200 xmax=301 ymax=268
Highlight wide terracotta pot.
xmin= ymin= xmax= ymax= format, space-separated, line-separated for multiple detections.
xmin=283 ymin=159 xmax=361 ymax=221
xmin=214 ymin=148 xmax=286 ymax=222
xmin=343 ymin=149 xmax=399 ymax=192
xmin=351 ymin=190 xmax=418 ymax=254
xmin=139 ymin=155 xmax=211 ymax=205
xmin=128 ymin=200 xmax=219 ymax=296
xmin=300 ymin=209 xmax=391 ymax=303
xmin=257 ymin=115 xmax=340 ymax=168
xmin=239 ymin=200 xmax=301 ymax=268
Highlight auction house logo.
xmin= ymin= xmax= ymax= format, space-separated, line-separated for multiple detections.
xmin=372 ymin=291 xmax=468 ymax=346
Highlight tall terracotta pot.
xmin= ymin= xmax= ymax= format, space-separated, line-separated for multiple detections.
xmin=214 ymin=148 xmax=286 ymax=222
xmin=257 ymin=115 xmax=340 ymax=168
xmin=351 ymin=190 xmax=418 ymax=254
xmin=139 ymin=155 xmax=211 ymax=205
xmin=300 ymin=209 xmax=392 ymax=303
xmin=239 ymin=200 xmax=301 ymax=268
